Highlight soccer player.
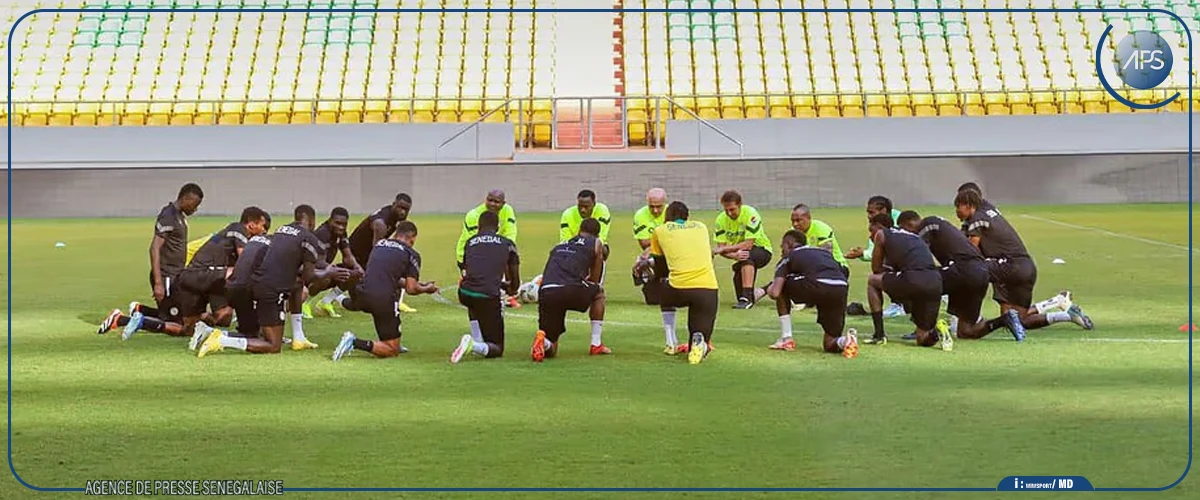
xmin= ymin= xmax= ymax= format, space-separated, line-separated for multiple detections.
xmin=954 ymin=190 xmax=1093 ymax=341
xmin=560 ymin=190 xmax=612 ymax=281
xmin=531 ymin=218 xmax=610 ymax=362
xmin=632 ymin=188 xmax=668 ymax=305
xmin=712 ymin=190 xmax=772 ymax=309
xmin=451 ymin=211 xmax=521 ymax=363
xmin=864 ymin=213 xmax=949 ymax=349
xmin=348 ymin=193 xmax=415 ymax=312
xmin=898 ymin=210 xmax=990 ymax=342
xmin=846 ymin=195 xmax=906 ymax=318
xmin=766 ymin=230 xmax=857 ymax=357
xmin=99 ymin=183 xmax=204 ymax=339
xmin=208 ymin=218 xmax=272 ymax=346
xmin=175 ymin=206 xmax=270 ymax=349
xmin=331 ymin=221 xmax=439 ymax=360
xmin=197 ymin=205 xmax=351 ymax=357
xmin=456 ymin=189 xmax=519 ymax=306
xmin=301 ymin=207 xmax=365 ymax=319
xmin=790 ymin=203 xmax=850 ymax=277
xmin=646 ymin=201 xmax=719 ymax=365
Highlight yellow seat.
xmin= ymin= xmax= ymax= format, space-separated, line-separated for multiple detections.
xmin=171 ymin=103 xmax=196 ymax=125
xmin=962 ymin=93 xmax=984 ymax=116
xmin=268 ymin=102 xmax=292 ymax=124
xmin=291 ymin=102 xmax=313 ymax=124
xmin=793 ymin=96 xmax=816 ymax=118
xmin=244 ymin=102 xmax=267 ymax=124
xmin=865 ymin=94 xmax=888 ymax=117
xmin=1009 ymin=92 xmax=1033 ymax=115
xmin=888 ymin=94 xmax=912 ymax=117
xmin=839 ymin=95 xmax=864 ymax=118
xmin=743 ymin=96 xmax=766 ymax=118
xmin=816 ymin=94 xmax=839 ymax=117
xmin=911 ymin=93 xmax=935 ymax=116
xmin=460 ymin=100 xmax=486 ymax=122
xmin=218 ymin=103 xmax=243 ymax=124
xmin=1031 ymin=92 xmax=1057 ymax=114
xmin=720 ymin=96 xmax=743 ymax=118
xmin=1060 ymin=91 xmax=1083 ymax=114
xmin=412 ymin=100 xmax=435 ymax=123
xmin=49 ymin=103 xmax=75 ymax=126
xmin=364 ymin=100 xmax=387 ymax=123
xmin=193 ymin=103 xmax=217 ymax=125
xmin=983 ymin=93 xmax=1009 ymax=115
xmin=96 ymin=103 xmax=119 ymax=126
xmin=935 ymin=93 xmax=961 ymax=116
xmin=1130 ymin=90 xmax=1157 ymax=105
xmin=340 ymin=101 xmax=364 ymax=123
xmin=148 ymin=103 xmax=172 ymax=126
xmin=315 ymin=102 xmax=339 ymax=124
xmin=1081 ymin=91 xmax=1107 ymax=114
xmin=387 ymin=100 xmax=411 ymax=123
xmin=74 ymin=103 xmax=99 ymax=126
xmin=698 ymin=107 xmax=720 ymax=120
xmin=532 ymin=124 xmax=551 ymax=147
xmin=1108 ymin=101 xmax=1131 ymax=113
xmin=122 ymin=103 xmax=148 ymax=125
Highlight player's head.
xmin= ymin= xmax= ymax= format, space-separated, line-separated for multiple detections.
xmin=665 ymin=201 xmax=689 ymax=222
xmin=791 ymin=203 xmax=812 ymax=232
xmin=646 ymin=188 xmax=667 ymax=217
xmin=394 ymin=221 xmax=418 ymax=245
xmin=957 ymin=182 xmax=982 ymax=196
xmin=720 ymin=190 xmax=743 ymax=219
xmin=478 ymin=210 xmax=500 ymax=233
xmin=897 ymin=210 xmax=922 ymax=233
xmin=294 ymin=204 xmax=316 ymax=230
xmin=485 ymin=189 xmax=506 ymax=213
xmin=392 ymin=193 xmax=412 ymax=221
xmin=240 ymin=206 xmax=270 ymax=236
xmin=866 ymin=195 xmax=892 ymax=218
xmin=176 ymin=183 xmax=204 ymax=215
xmin=262 ymin=213 xmax=272 ymax=232
xmin=954 ymin=190 xmax=982 ymax=221
xmin=576 ymin=189 xmax=597 ymax=218
xmin=579 ymin=218 xmax=601 ymax=238
xmin=329 ymin=206 xmax=350 ymax=237
xmin=781 ymin=229 xmax=807 ymax=253
xmin=869 ymin=212 xmax=894 ymax=237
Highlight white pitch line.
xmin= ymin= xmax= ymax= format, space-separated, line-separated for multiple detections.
xmin=431 ymin=287 xmax=1188 ymax=344
xmin=1019 ymin=214 xmax=1196 ymax=253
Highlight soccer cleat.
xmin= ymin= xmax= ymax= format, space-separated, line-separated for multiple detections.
xmin=675 ymin=343 xmax=690 ymax=354
xmin=1067 ymin=304 xmax=1094 ymax=330
xmin=1057 ymin=290 xmax=1074 ymax=312
xmin=531 ymin=330 xmax=546 ymax=362
xmin=663 ymin=344 xmax=678 ymax=355
xmin=197 ymin=328 xmax=224 ymax=358
xmin=301 ymin=301 xmax=315 ymax=319
xmin=949 ymin=316 xmax=960 ymax=336
xmin=121 ymin=311 xmax=144 ymax=341
xmin=937 ymin=319 xmax=953 ymax=352
xmin=332 ymin=332 xmax=356 ymax=361
xmin=862 ymin=335 xmax=887 ymax=346
xmin=317 ymin=301 xmax=342 ymax=318
xmin=505 ymin=296 xmax=522 ymax=309
xmin=399 ymin=344 xmax=410 ymax=354
xmin=589 ymin=344 xmax=612 ymax=356
xmin=901 ymin=332 xmax=917 ymax=341
xmin=1005 ymin=309 xmax=1027 ymax=342
xmin=846 ymin=302 xmax=868 ymax=316
xmin=687 ymin=332 xmax=709 ymax=365
xmin=752 ymin=287 xmax=767 ymax=304
xmin=189 ymin=321 xmax=214 ymax=351
xmin=882 ymin=303 xmax=906 ymax=318
xmin=768 ymin=337 xmax=796 ymax=351
xmin=398 ymin=302 xmax=417 ymax=313
xmin=792 ymin=302 xmax=807 ymax=311
xmin=842 ymin=328 xmax=859 ymax=359
xmin=128 ymin=301 xmax=141 ymax=315
xmin=732 ymin=298 xmax=754 ymax=310
xmin=98 ymin=309 xmax=122 ymax=334
xmin=450 ymin=334 xmax=474 ymax=364
xmin=291 ymin=339 xmax=319 ymax=351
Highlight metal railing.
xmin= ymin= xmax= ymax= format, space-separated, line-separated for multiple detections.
xmin=654 ymin=95 xmax=745 ymax=158
xmin=434 ymin=97 xmax=517 ymax=163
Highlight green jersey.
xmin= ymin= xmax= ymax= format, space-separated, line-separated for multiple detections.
xmin=632 ymin=205 xmax=666 ymax=243
xmin=714 ymin=204 xmax=772 ymax=253
xmin=560 ymin=202 xmax=612 ymax=243
xmin=456 ymin=203 xmax=518 ymax=263
xmin=859 ymin=208 xmax=902 ymax=261
xmin=806 ymin=219 xmax=848 ymax=267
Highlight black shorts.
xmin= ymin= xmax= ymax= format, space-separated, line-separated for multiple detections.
xmin=226 ymin=285 xmax=258 ymax=336
xmin=251 ymin=284 xmax=290 ymax=328
xmin=986 ymin=256 xmax=1037 ymax=309
xmin=537 ymin=283 xmax=602 ymax=342
xmin=732 ymin=246 xmax=772 ymax=271
xmin=176 ymin=267 xmax=230 ymax=317
xmin=459 ymin=290 xmax=504 ymax=346
xmin=881 ymin=269 xmax=942 ymax=331
xmin=147 ymin=271 xmax=184 ymax=322
xmin=344 ymin=286 xmax=401 ymax=341
xmin=940 ymin=260 xmax=990 ymax=322
xmin=660 ymin=284 xmax=719 ymax=339
xmin=841 ymin=265 xmax=851 ymax=280
xmin=783 ymin=277 xmax=848 ymax=337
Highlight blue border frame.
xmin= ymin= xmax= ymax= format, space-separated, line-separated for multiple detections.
xmin=5 ymin=6 xmax=1193 ymax=493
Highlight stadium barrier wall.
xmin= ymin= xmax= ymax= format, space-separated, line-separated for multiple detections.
xmin=2 ymin=152 xmax=1190 ymax=218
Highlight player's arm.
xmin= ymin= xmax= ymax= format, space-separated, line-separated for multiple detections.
xmin=587 ymin=238 xmax=605 ymax=283
xmin=964 ymin=219 xmax=986 ymax=250
xmin=766 ymin=258 xmax=790 ymax=299
xmin=559 ymin=210 xmax=573 ymax=243
xmin=404 ymin=277 xmax=438 ymax=295
xmin=149 ymin=234 xmax=166 ymax=300
xmin=339 ymin=241 xmax=364 ymax=274
xmin=504 ymin=206 xmax=518 ymax=243
xmin=505 ymin=246 xmax=521 ymax=296
xmin=597 ymin=206 xmax=612 ymax=243
xmin=370 ymin=218 xmax=389 ymax=245
xmin=870 ymin=231 xmax=886 ymax=274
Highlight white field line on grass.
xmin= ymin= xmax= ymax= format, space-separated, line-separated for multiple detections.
xmin=1019 ymin=214 xmax=1196 ymax=253
xmin=431 ymin=287 xmax=1188 ymax=344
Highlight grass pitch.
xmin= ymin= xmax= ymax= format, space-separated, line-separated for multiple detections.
xmin=2 ymin=203 xmax=1195 ymax=498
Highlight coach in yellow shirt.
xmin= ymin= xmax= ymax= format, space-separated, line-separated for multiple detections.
xmin=647 ymin=201 xmax=718 ymax=365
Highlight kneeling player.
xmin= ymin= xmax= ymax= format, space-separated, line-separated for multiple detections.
xmin=177 ymin=206 xmax=269 ymax=349
xmin=865 ymin=214 xmax=950 ymax=349
xmin=531 ymin=218 xmax=609 ymax=362
xmin=765 ymin=231 xmax=857 ymax=358
xmin=644 ymin=202 xmax=720 ymax=364
xmin=451 ymin=211 xmax=521 ymax=363
xmin=332 ymin=221 xmax=438 ymax=360
xmin=898 ymin=210 xmax=989 ymax=342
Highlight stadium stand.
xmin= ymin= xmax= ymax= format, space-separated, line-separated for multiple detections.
xmin=0 ymin=1 xmax=1194 ymax=149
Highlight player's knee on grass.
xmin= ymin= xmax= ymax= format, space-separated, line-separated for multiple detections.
xmin=211 ymin=307 xmax=233 ymax=327
xmin=823 ymin=334 xmax=842 ymax=353
xmin=915 ymin=330 xmax=939 ymax=347
xmin=261 ymin=328 xmax=284 ymax=354
xmin=372 ymin=339 xmax=402 ymax=358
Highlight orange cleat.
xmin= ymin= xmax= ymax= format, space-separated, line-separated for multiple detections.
xmin=531 ymin=330 xmax=546 ymax=362
xmin=589 ymin=344 xmax=612 ymax=355
xmin=676 ymin=343 xmax=690 ymax=354
xmin=97 ymin=309 xmax=122 ymax=334
xmin=842 ymin=329 xmax=859 ymax=359
xmin=768 ymin=338 xmax=796 ymax=351
xmin=506 ymin=296 xmax=522 ymax=309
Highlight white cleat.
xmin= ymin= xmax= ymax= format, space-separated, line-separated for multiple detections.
xmin=332 ymin=332 xmax=356 ymax=361
xmin=188 ymin=321 xmax=214 ymax=351
xmin=450 ymin=334 xmax=474 ymax=364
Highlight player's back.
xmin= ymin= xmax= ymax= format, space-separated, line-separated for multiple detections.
xmin=963 ymin=205 xmax=1029 ymax=259
xmin=781 ymin=246 xmax=846 ymax=282
xmin=881 ymin=228 xmax=938 ymax=272
xmin=461 ymin=232 xmax=517 ymax=295
xmin=920 ymin=216 xmax=983 ymax=265
xmin=541 ymin=235 xmax=597 ymax=287
xmin=228 ymin=235 xmax=271 ymax=288
xmin=252 ymin=223 xmax=320 ymax=291
xmin=348 ymin=206 xmax=396 ymax=255
xmin=361 ymin=239 xmax=421 ymax=296
xmin=652 ymin=221 xmax=718 ymax=290
xmin=189 ymin=222 xmax=248 ymax=268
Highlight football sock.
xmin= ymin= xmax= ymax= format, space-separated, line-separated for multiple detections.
xmin=472 ymin=341 xmax=489 ymax=356
xmin=290 ymin=314 xmax=307 ymax=342
xmin=469 ymin=320 xmax=483 ymax=342
xmin=1046 ymin=311 xmax=1071 ymax=324
xmin=837 ymin=336 xmax=849 ymax=349
xmin=319 ymin=287 xmax=343 ymax=305
xmin=1033 ymin=295 xmax=1062 ymax=314
xmin=985 ymin=317 xmax=1007 ymax=332
xmin=661 ymin=311 xmax=678 ymax=346
xmin=399 ymin=290 xmax=408 ymax=304
xmin=139 ymin=305 xmax=160 ymax=317
xmin=590 ymin=321 xmax=603 ymax=346
xmin=779 ymin=315 xmax=793 ymax=338
xmin=219 ymin=335 xmax=248 ymax=351
xmin=142 ymin=316 xmax=167 ymax=333
xmin=542 ymin=338 xmax=553 ymax=350
xmin=117 ymin=315 xmax=131 ymax=327
xmin=352 ymin=339 xmax=374 ymax=352
xmin=871 ymin=312 xmax=885 ymax=337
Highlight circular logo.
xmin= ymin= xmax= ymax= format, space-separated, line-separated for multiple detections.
xmin=1114 ymin=31 xmax=1173 ymax=89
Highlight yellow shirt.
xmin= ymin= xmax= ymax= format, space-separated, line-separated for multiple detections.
xmin=649 ymin=220 xmax=718 ymax=290
xmin=185 ymin=233 xmax=213 ymax=266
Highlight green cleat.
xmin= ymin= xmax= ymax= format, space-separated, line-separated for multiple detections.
xmin=301 ymin=301 xmax=315 ymax=320
xmin=317 ymin=301 xmax=341 ymax=318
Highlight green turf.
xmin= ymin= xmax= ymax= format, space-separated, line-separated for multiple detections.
xmin=2 ymin=203 xmax=1196 ymax=499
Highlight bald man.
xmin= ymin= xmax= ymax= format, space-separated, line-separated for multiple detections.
xmin=633 ymin=188 xmax=668 ymax=304
xmin=456 ymin=189 xmax=520 ymax=307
